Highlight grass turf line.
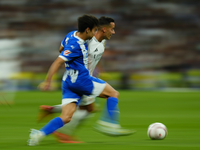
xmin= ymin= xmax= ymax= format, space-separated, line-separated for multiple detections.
xmin=0 ymin=90 xmax=199 ymax=150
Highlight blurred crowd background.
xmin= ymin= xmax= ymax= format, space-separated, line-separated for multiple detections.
xmin=1 ymin=0 xmax=200 ymax=93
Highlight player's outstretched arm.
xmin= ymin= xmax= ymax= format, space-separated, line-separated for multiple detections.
xmin=39 ymin=57 xmax=65 ymax=91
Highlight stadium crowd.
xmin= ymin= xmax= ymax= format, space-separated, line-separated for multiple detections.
xmin=0 ymin=0 xmax=200 ymax=90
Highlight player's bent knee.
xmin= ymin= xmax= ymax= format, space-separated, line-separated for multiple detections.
xmin=111 ymin=90 xmax=119 ymax=98
xmin=116 ymin=91 xmax=119 ymax=97
xmin=62 ymin=116 xmax=72 ymax=124
xmin=59 ymin=114 xmax=73 ymax=124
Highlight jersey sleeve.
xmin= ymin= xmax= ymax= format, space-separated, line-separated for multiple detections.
xmin=59 ymin=44 xmax=81 ymax=62
xmin=61 ymin=37 xmax=69 ymax=47
xmin=61 ymin=39 xmax=64 ymax=47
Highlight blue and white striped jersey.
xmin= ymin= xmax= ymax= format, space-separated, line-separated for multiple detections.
xmin=59 ymin=30 xmax=90 ymax=83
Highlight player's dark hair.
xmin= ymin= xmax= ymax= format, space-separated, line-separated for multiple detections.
xmin=78 ymin=15 xmax=99 ymax=33
xmin=98 ymin=16 xmax=115 ymax=28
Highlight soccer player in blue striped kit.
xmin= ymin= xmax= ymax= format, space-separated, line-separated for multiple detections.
xmin=38 ymin=16 xmax=134 ymax=143
xmin=28 ymin=15 xmax=133 ymax=146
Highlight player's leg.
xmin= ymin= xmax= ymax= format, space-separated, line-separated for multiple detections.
xmin=40 ymin=102 xmax=76 ymax=134
xmin=38 ymin=100 xmax=96 ymax=122
xmin=98 ymin=83 xmax=120 ymax=124
xmin=28 ymin=81 xmax=80 ymax=146
xmin=88 ymin=78 xmax=120 ymax=126
xmin=53 ymin=96 xmax=95 ymax=143
xmin=37 ymin=105 xmax=62 ymax=122
xmin=28 ymin=102 xmax=77 ymax=146
xmin=39 ymin=80 xmax=82 ymax=134
xmin=37 ymin=96 xmax=96 ymax=143
xmin=95 ymin=82 xmax=135 ymax=136
xmin=37 ymin=105 xmax=91 ymax=143
xmin=38 ymin=102 xmax=95 ymax=122
xmin=99 ymin=82 xmax=119 ymax=98
xmin=40 ymin=80 xmax=81 ymax=134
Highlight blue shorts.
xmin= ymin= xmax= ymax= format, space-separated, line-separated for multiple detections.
xmin=61 ymin=76 xmax=106 ymax=106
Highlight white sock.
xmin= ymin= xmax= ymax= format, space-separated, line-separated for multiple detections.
xmin=56 ymin=109 xmax=90 ymax=135
xmin=52 ymin=105 xmax=62 ymax=113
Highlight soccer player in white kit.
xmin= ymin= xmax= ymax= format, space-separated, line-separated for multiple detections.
xmin=37 ymin=16 xmax=134 ymax=143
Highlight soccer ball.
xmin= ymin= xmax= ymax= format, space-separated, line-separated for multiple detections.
xmin=147 ymin=122 xmax=167 ymax=140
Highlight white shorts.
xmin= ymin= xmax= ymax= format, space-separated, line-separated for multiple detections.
xmin=79 ymin=95 xmax=95 ymax=106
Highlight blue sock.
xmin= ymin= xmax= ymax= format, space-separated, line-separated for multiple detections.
xmin=100 ymin=97 xmax=120 ymax=124
xmin=40 ymin=117 xmax=64 ymax=135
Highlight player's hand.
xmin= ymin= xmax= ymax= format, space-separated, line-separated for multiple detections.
xmin=38 ymin=81 xmax=51 ymax=91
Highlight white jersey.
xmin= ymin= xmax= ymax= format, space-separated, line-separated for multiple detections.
xmin=79 ymin=37 xmax=106 ymax=106
xmin=87 ymin=36 xmax=106 ymax=76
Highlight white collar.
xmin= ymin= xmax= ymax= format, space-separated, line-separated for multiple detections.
xmin=74 ymin=31 xmax=85 ymax=43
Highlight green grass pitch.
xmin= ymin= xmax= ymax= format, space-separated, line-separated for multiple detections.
xmin=0 ymin=90 xmax=200 ymax=150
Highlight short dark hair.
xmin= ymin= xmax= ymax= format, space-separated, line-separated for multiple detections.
xmin=78 ymin=15 xmax=99 ymax=33
xmin=98 ymin=16 xmax=115 ymax=29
